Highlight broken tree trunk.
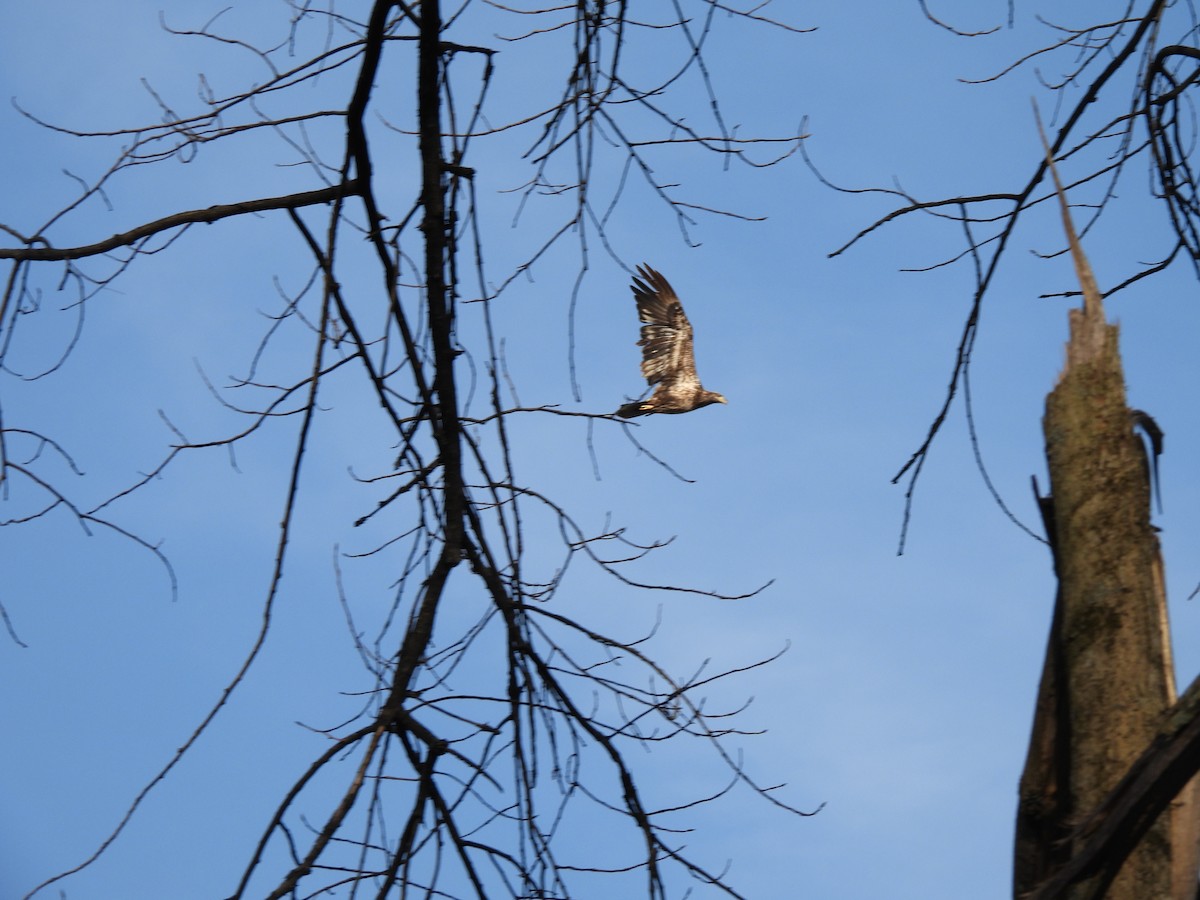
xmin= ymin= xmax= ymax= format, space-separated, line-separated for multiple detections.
xmin=1022 ymin=675 xmax=1200 ymax=899
xmin=1013 ymin=131 xmax=1199 ymax=899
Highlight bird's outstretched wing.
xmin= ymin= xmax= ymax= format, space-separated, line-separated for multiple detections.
xmin=616 ymin=265 xmax=725 ymax=418
xmin=631 ymin=265 xmax=699 ymax=391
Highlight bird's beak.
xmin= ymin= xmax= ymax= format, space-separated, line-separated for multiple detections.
xmin=717 ymin=395 xmax=728 ymax=404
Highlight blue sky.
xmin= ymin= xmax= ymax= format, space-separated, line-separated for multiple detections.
xmin=4 ymin=3 xmax=1200 ymax=898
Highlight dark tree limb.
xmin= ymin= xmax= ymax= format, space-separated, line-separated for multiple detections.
xmin=0 ymin=182 xmax=361 ymax=261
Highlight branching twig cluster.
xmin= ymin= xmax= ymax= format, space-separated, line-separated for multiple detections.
xmin=816 ymin=1 xmax=1193 ymax=552
xmin=2 ymin=2 xmax=808 ymax=898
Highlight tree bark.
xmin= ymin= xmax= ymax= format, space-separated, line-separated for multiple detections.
xmin=1045 ymin=314 xmax=1175 ymax=898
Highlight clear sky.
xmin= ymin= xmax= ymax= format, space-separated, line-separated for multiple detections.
xmin=4 ymin=3 xmax=1200 ymax=899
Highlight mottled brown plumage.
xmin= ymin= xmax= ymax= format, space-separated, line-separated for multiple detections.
xmin=616 ymin=265 xmax=726 ymax=418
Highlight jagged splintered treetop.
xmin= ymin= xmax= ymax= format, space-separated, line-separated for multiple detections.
xmin=1038 ymin=111 xmax=1109 ymax=370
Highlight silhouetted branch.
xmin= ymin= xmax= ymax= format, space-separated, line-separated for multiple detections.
xmin=0 ymin=182 xmax=361 ymax=262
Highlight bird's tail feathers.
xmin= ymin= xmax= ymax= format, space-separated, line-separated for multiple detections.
xmin=616 ymin=401 xmax=647 ymax=418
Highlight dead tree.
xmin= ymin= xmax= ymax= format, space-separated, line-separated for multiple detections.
xmin=0 ymin=4 xmax=809 ymax=898
xmin=1013 ymin=130 xmax=1200 ymax=900
xmin=815 ymin=3 xmax=1200 ymax=895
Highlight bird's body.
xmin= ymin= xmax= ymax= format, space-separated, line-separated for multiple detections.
xmin=616 ymin=265 xmax=726 ymax=418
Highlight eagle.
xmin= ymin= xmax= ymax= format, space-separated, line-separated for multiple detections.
xmin=616 ymin=265 xmax=727 ymax=418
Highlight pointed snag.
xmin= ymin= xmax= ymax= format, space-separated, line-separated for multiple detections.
xmin=1034 ymin=103 xmax=1109 ymax=371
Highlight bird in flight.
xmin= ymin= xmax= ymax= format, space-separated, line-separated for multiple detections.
xmin=616 ymin=265 xmax=727 ymax=418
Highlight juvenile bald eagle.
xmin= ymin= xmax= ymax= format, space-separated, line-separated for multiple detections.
xmin=616 ymin=265 xmax=727 ymax=418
